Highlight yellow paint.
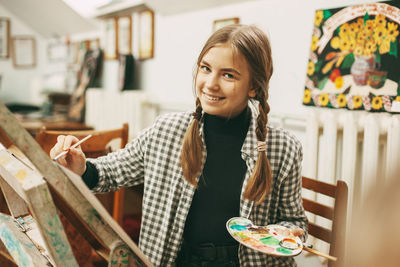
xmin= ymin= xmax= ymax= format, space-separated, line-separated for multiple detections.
xmin=14 ymin=169 xmax=27 ymax=181
xmin=0 ymin=156 xmax=10 ymax=166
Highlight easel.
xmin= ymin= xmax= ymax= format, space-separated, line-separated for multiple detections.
xmin=0 ymin=101 xmax=153 ymax=267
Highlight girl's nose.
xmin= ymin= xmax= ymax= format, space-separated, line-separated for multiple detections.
xmin=205 ymin=74 xmax=219 ymax=90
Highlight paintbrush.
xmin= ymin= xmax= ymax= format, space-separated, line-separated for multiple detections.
xmin=52 ymin=134 xmax=92 ymax=161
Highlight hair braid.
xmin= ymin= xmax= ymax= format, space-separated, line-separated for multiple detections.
xmin=180 ymin=98 xmax=204 ymax=186
xmin=243 ymin=88 xmax=273 ymax=204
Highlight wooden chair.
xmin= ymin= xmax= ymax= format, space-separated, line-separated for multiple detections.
xmin=36 ymin=123 xmax=129 ymax=226
xmin=302 ymin=176 xmax=348 ymax=267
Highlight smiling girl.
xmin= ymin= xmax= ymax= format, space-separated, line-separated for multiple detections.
xmin=51 ymin=24 xmax=307 ymax=266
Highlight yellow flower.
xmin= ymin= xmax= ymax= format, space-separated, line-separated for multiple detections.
xmin=353 ymin=45 xmax=364 ymax=56
xmin=372 ymin=96 xmax=383 ymax=110
xmin=311 ymin=35 xmax=319 ymax=51
xmin=337 ymin=94 xmax=347 ymax=108
xmin=373 ymin=26 xmax=387 ymax=45
xmin=303 ymin=89 xmax=311 ymax=104
xmin=339 ymin=36 xmax=352 ymax=51
xmin=335 ymin=76 xmax=344 ymax=89
xmin=353 ymin=96 xmax=363 ymax=109
xmin=374 ymin=14 xmax=387 ymax=28
xmin=379 ymin=38 xmax=391 ymax=54
xmin=395 ymin=96 xmax=400 ymax=102
xmin=339 ymin=23 xmax=351 ymax=38
xmin=357 ymin=31 xmax=367 ymax=43
xmin=364 ymin=20 xmax=375 ymax=34
xmin=319 ymin=94 xmax=329 ymax=106
xmin=348 ymin=22 xmax=358 ymax=37
xmin=314 ymin=10 xmax=323 ymax=27
xmin=387 ymin=22 xmax=399 ymax=42
xmin=331 ymin=36 xmax=340 ymax=49
xmin=307 ymin=61 xmax=315 ymax=76
xmin=364 ymin=39 xmax=377 ymax=56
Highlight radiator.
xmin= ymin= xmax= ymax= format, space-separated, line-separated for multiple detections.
xmin=304 ymin=109 xmax=400 ymax=211
xmin=85 ymin=88 xmax=154 ymax=138
xmin=302 ymin=108 xmax=400 ymax=261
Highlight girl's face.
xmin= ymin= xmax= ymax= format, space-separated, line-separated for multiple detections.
xmin=195 ymin=43 xmax=255 ymax=118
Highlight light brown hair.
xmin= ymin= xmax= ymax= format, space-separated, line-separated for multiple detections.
xmin=180 ymin=24 xmax=274 ymax=204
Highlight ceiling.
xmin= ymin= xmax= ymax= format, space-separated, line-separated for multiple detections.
xmin=0 ymin=0 xmax=260 ymax=38
xmin=0 ymin=0 xmax=97 ymax=38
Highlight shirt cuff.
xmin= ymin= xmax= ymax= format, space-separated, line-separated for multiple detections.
xmin=82 ymin=161 xmax=99 ymax=189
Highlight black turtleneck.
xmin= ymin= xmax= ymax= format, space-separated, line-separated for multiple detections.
xmin=183 ymin=107 xmax=251 ymax=246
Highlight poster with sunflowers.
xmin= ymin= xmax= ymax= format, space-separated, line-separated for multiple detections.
xmin=303 ymin=1 xmax=400 ymax=112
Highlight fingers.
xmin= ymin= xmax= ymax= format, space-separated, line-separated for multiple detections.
xmin=49 ymin=135 xmax=80 ymax=160
xmin=291 ymin=228 xmax=304 ymax=237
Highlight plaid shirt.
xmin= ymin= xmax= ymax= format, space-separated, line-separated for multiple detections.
xmin=89 ymin=101 xmax=308 ymax=266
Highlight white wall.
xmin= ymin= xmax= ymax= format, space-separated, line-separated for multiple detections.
xmin=137 ymin=0 xmax=381 ymax=117
xmin=1 ymin=0 xmax=382 ymax=112
xmin=0 ymin=4 xmax=46 ymax=105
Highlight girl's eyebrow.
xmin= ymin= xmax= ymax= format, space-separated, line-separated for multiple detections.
xmin=201 ymin=60 xmax=241 ymax=76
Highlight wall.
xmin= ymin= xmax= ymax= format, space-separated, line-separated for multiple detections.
xmin=0 ymin=0 xmax=384 ymax=111
xmin=137 ymin=0 xmax=381 ymax=117
xmin=0 ymin=4 xmax=46 ymax=105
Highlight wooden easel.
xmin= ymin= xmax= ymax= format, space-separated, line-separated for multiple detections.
xmin=0 ymin=102 xmax=153 ymax=267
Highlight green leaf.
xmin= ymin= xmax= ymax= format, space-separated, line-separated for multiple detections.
xmin=389 ymin=41 xmax=398 ymax=57
xmin=363 ymin=12 xmax=370 ymax=23
xmin=341 ymin=53 xmax=355 ymax=69
xmin=315 ymin=61 xmax=323 ymax=72
xmin=375 ymin=50 xmax=381 ymax=64
xmin=317 ymin=77 xmax=329 ymax=89
xmin=323 ymin=10 xmax=332 ymax=19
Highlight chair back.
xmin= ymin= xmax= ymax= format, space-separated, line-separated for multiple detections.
xmin=36 ymin=123 xmax=129 ymax=158
xmin=302 ymin=176 xmax=348 ymax=267
xmin=35 ymin=123 xmax=129 ymax=225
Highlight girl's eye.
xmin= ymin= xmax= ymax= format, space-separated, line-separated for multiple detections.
xmin=223 ymin=73 xmax=235 ymax=79
xmin=200 ymin=65 xmax=211 ymax=72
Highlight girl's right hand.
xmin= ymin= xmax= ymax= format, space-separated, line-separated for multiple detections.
xmin=50 ymin=135 xmax=87 ymax=176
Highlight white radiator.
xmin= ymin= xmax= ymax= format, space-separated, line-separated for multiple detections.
xmin=304 ymin=109 xmax=400 ymax=211
xmin=85 ymin=88 xmax=154 ymax=138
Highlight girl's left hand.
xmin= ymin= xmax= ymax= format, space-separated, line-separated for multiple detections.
xmin=290 ymin=228 xmax=304 ymax=237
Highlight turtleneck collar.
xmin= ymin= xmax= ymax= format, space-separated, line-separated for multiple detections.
xmin=204 ymin=106 xmax=251 ymax=136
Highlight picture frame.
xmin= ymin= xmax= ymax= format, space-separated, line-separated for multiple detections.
xmin=117 ymin=15 xmax=132 ymax=55
xmin=0 ymin=18 xmax=10 ymax=58
xmin=47 ymin=42 xmax=68 ymax=62
xmin=104 ymin=17 xmax=118 ymax=60
xmin=138 ymin=9 xmax=154 ymax=60
xmin=11 ymin=36 xmax=36 ymax=68
xmin=213 ymin=17 xmax=240 ymax=32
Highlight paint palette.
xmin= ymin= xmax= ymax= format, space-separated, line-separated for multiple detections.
xmin=226 ymin=217 xmax=303 ymax=257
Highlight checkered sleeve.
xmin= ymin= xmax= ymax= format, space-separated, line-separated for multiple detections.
xmin=87 ymin=126 xmax=151 ymax=193
xmin=276 ymin=135 xmax=308 ymax=242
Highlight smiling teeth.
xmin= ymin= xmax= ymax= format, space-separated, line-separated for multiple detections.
xmin=205 ymin=94 xmax=222 ymax=101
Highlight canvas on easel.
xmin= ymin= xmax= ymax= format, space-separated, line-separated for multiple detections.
xmin=0 ymin=101 xmax=153 ymax=267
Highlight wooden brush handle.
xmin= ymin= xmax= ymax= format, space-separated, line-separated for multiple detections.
xmin=303 ymin=246 xmax=337 ymax=261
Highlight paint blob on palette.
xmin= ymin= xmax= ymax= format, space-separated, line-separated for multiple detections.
xmin=226 ymin=217 xmax=303 ymax=257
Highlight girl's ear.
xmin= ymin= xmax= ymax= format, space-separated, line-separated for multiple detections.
xmin=248 ymin=89 xmax=256 ymax=98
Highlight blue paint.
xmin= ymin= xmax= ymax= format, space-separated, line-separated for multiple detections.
xmin=230 ymin=225 xmax=247 ymax=231
xmin=43 ymin=215 xmax=76 ymax=263
xmin=0 ymin=226 xmax=31 ymax=266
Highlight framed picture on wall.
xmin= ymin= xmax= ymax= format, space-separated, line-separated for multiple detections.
xmin=118 ymin=15 xmax=132 ymax=55
xmin=213 ymin=17 xmax=239 ymax=32
xmin=138 ymin=9 xmax=154 ymax=60
xmin=104 ymin=17 xmax=118 ymax=60
xmin=0 ymin=18 xmax=10 ymax=58
xmin=11 ymin=36 xmax=36 ymax=68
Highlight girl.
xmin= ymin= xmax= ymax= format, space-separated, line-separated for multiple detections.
xmin=51 ymin=24 xmax=307 ymax=266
